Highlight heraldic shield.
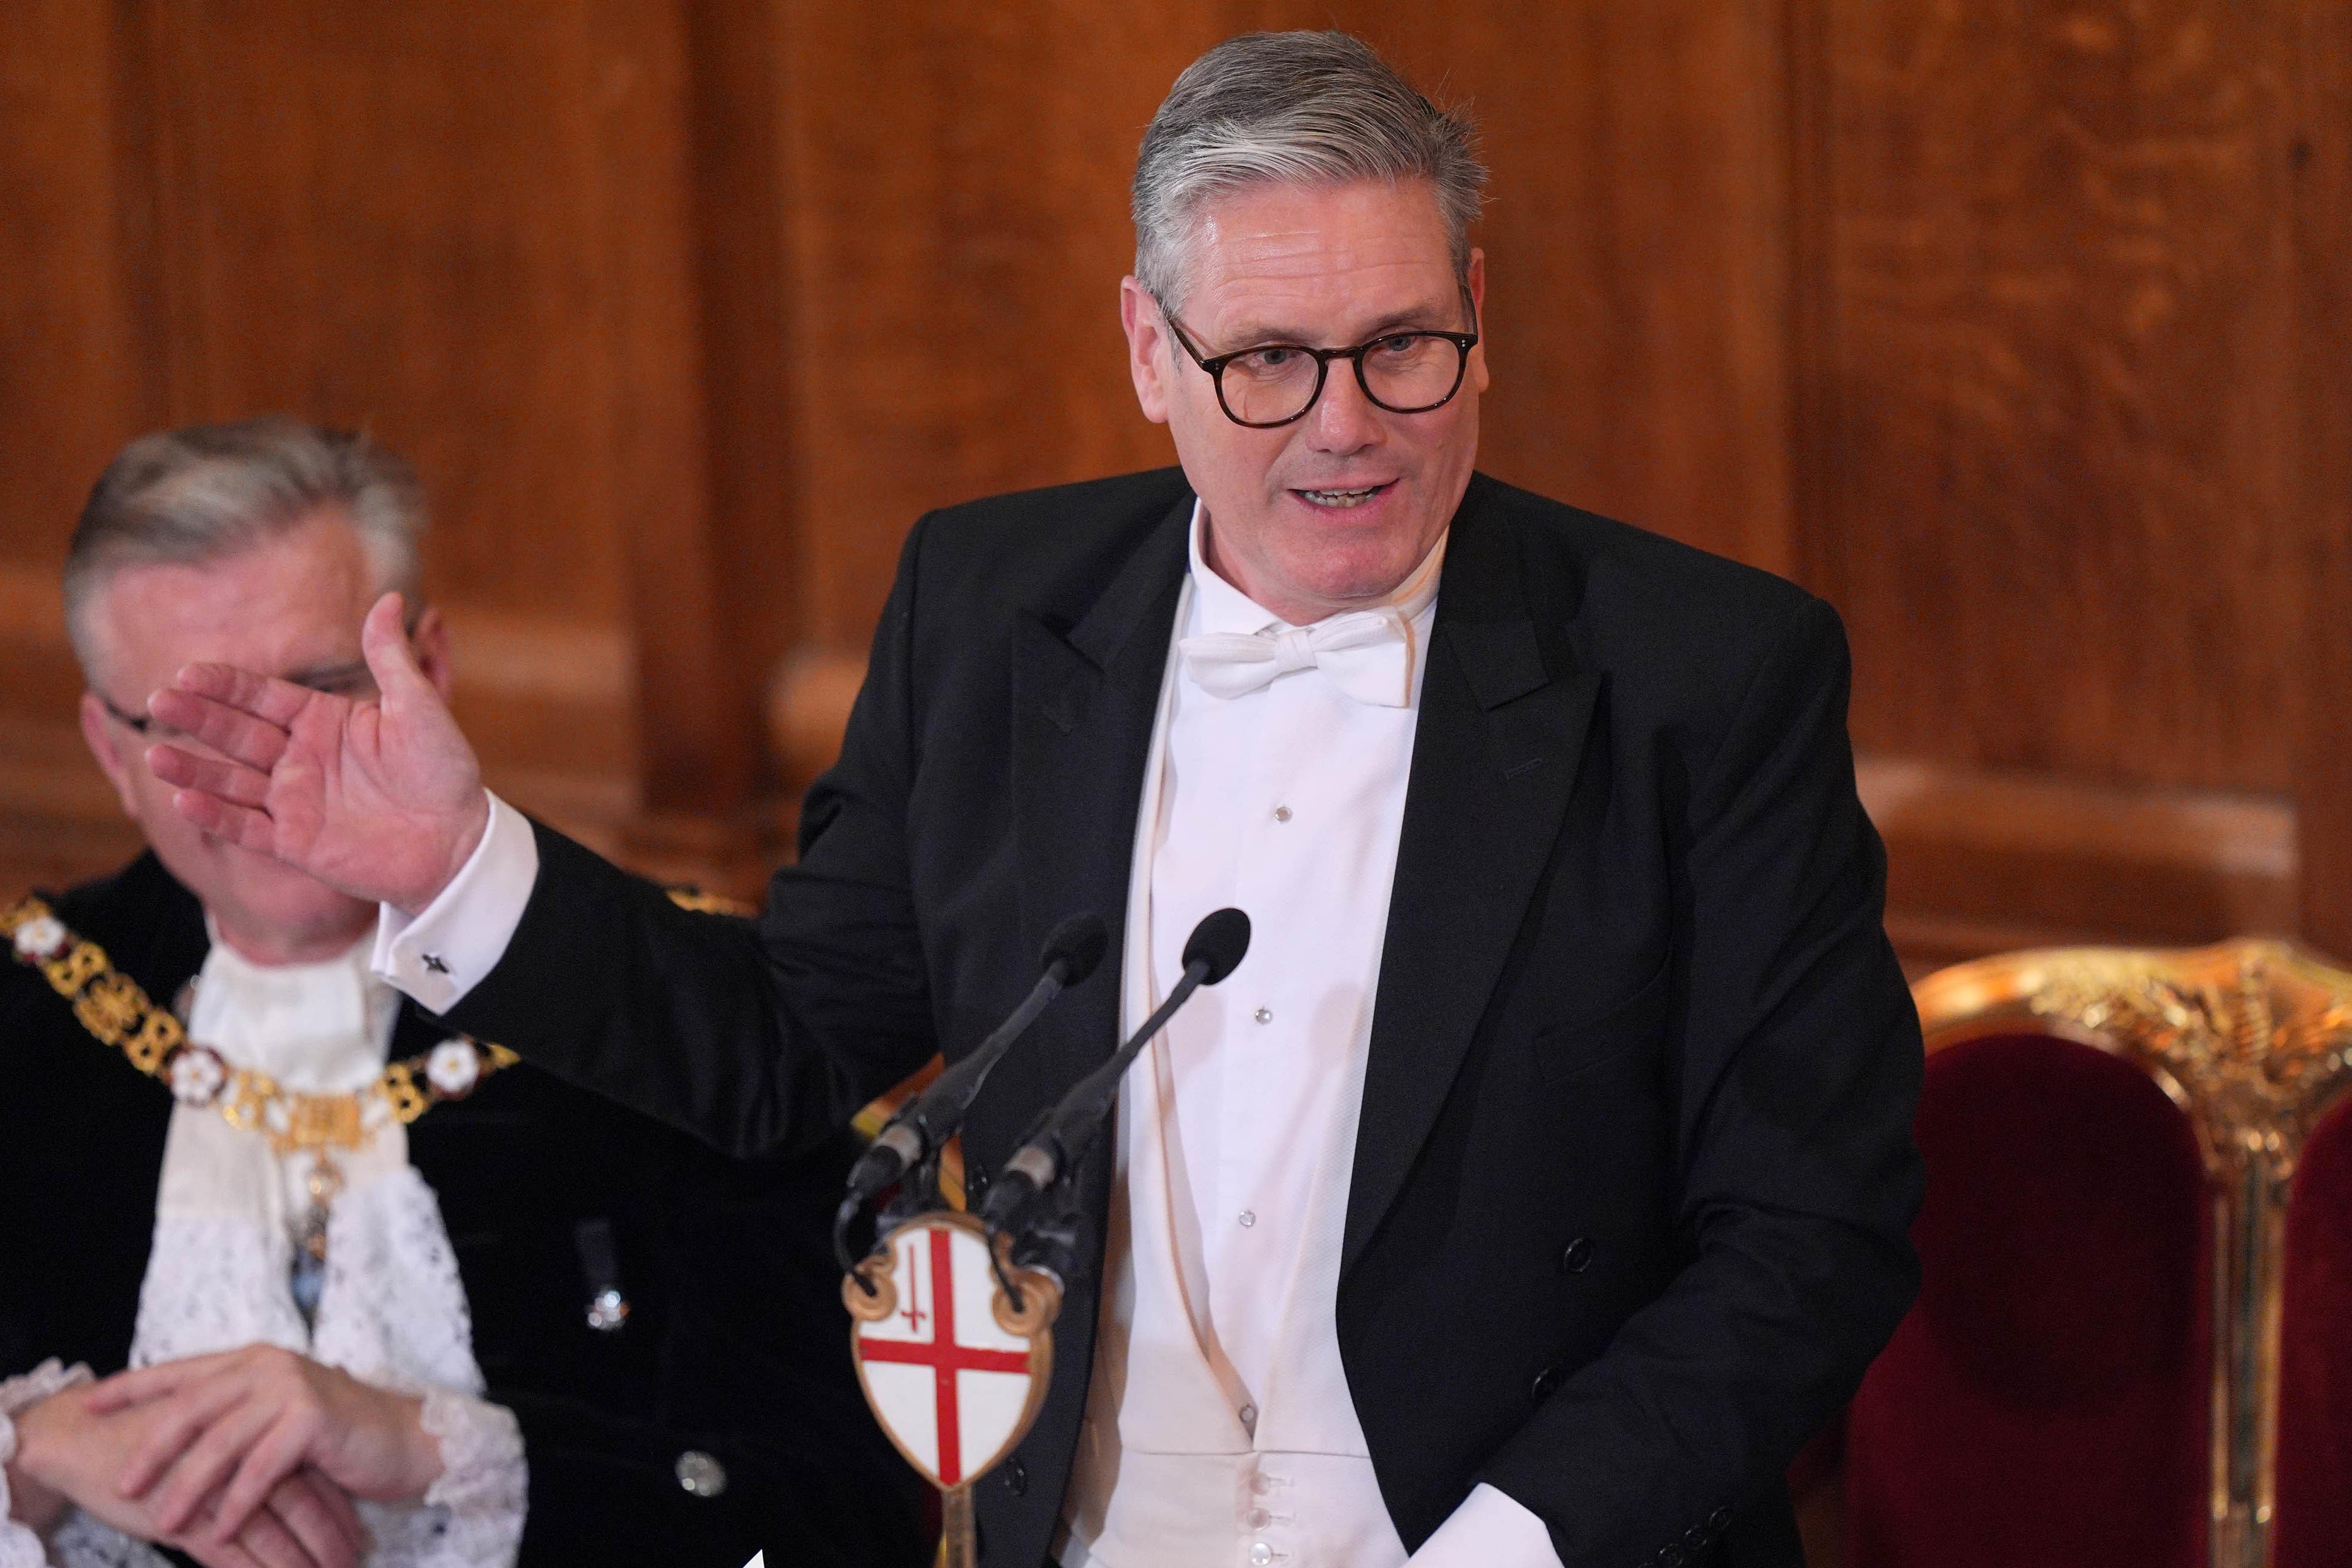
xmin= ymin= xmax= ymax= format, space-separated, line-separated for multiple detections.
xmin=846 ymin=1209 xmax=1061 ymax=1531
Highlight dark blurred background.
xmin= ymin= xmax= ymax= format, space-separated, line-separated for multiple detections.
xmin=3 ymin=1 xmax=2346 ymax=974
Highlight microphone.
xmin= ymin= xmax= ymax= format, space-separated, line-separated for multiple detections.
xmin=844 ymin=912 xmax=1108 ymax=1204
xmin=979 ymin=908 xmax=1250 ymax=1232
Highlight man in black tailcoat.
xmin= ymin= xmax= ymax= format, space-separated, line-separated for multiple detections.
xmin=146 ymin=34 xmax=1924 ymax=1568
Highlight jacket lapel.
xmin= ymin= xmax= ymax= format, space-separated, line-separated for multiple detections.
xmin=1342 ymin=482 xmax=1602 ymax=1278
xmin=993 ymin=495 xmax=1192 ymax=1158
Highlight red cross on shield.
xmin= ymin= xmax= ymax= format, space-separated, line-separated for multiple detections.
xmin=847 ymin=1212 xmax=1058 ymax=1491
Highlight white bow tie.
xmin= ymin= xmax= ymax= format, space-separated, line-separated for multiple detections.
xmin=1178 ymin=609 xmax=1414 ymax=706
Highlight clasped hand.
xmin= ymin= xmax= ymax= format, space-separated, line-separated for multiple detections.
xmin=14 ymin=1345 xmax=447 ymax=1568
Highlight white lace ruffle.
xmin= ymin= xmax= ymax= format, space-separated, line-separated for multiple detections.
xmin=311 ymin=1171 xmax=486 ymax=1401
xmin=1 ymin=1359 xmax=95 ymax=1568
xmin=46 ymin=1514 xmax=170 ymax=1568
xmin=131 ymin=1169 xmax=525 ymax=1564
xmin=419 ymin=1391 xmax=526 ymax=1560
xmin=0 ymin=1361 xmax=91 ymax=1421
xmin=130 ymin=1215 xmax=307 ymax=1367
xmin=335 ymin=1389 xmax=525 ymax=1568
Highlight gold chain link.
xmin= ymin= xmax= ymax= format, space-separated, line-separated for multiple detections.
xmin=5 ymin=893 xmax=515 ymax=1153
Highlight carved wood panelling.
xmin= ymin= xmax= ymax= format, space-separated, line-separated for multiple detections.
xmin=1361 ymin=2 xmax=1800 ymax=578
xmin=2291 ymin=2 xmax=2352 ymax=961
xmin=0 ymin=1 xmax=160 ymax=583
xmin=0 ymin=2 xmax=731 ymax=874
xmin=1807 ymin=0 xmax=2307 ymax=794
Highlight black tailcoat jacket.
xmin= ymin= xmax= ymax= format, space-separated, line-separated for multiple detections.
xmin=440 ymin=470 xmax=1926 ymax=1567
xmin=0 ymin=855 xmax=927 ymax=1567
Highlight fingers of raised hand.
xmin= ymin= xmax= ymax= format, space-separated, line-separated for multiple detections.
xmin=148 ymin=688 xmax=296 ymax=772
xmin=147 ymin=745 xmax=274 ymax=811
xmin=169 ymin=662 xmax=322 ymax=731
xmin=165 ymin=788 xmax=280 ymax=854
xmin=361 ymin=593 xmax=431 ymax=703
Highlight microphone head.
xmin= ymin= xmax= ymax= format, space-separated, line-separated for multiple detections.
xmin=1041 ymin=912 xmax=1109 ymax=986
xmin=1183 ymin=908 xmax=1251 ymax=985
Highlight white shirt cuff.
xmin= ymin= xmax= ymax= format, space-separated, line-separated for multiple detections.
xmin=1406 ymin=1482 xmax=1563 ymax=1568
xmin=372 ymin=792 xmax=539 ymax=1014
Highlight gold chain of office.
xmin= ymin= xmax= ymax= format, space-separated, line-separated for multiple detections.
xmin=1 ymin=892 xmax=517 ymax=1156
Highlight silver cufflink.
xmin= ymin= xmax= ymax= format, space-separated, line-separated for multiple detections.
xmin=674 ymin=1450 xmax=727 ymax=1498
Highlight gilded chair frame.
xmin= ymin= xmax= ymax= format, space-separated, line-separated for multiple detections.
xmin=1912 ymin=940 xmax=2352 ymax=1568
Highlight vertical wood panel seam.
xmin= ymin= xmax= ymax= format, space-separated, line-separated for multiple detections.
xmin=1782 ymin=0 xmax=1839 ymax=602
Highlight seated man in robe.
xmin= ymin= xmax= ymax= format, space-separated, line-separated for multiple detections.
xmin=0 ymin=418 xmax=924 ymax=1568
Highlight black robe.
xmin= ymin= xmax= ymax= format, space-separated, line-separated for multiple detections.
xmin=0 ymin=853 xmax=927 ymax=1567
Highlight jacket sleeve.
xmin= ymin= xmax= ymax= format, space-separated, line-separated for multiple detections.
xmin=442 ymin=516 xmax=940 ymax=1159
xmin=1478 ymin=596 xmax=1926 ymax=1563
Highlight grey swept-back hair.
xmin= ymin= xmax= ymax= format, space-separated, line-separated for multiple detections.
xmin=65 ymin=416 xmax=426 ymax=681
xmin=1132 ymin=31 xmax=1487 ymax=312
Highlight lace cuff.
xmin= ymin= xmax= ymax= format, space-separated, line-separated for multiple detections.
xmin=1 ymin=1360 xmax=96 ymax=1568
xmin=419 ymin=1388 xmax=525 ymax=1558
xmin=46 ymin=1514 xmax=171 ymax=1568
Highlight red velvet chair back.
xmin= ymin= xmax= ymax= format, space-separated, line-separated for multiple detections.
xmin=1845 ymin=1031 xmax=2211 ymax=1568
xmin=2275 ymin=1095 xmax=2352 ymax=1568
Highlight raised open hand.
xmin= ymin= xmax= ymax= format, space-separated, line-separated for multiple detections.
xmin=147 ymin=592 xmax=490 ymax=914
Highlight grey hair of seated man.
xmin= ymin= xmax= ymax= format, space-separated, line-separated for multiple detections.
xmin=1130 ymin=30 xmax=1488 ymax=313
xmin=64 ymin=416 xmax=426 ymax=684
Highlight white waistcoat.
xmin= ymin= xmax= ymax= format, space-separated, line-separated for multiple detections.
xmin=1057 ymin=513 xmax=1437 ymax=1568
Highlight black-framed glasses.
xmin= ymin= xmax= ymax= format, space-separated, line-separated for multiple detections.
xmin=96 ymin=692 xmax=161 ymax=735
xmin=1156 ymin=287 xmax=1479 ymax=428
xmin=94 ymin=656 xmax=384 ymax=736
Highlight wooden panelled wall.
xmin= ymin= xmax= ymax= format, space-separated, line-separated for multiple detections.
xmin=1 ymin=1 xmax=2345 ymax=966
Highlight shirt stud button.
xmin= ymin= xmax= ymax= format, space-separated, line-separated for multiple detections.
xmin=1238 ymin=1210 xmax=1256 ymax=1228
xmin=1250 ymin=1544 xmax=1274 ymax=1567
xmin=673 ymin=1450 xmax=727 ymax=1497
xmin=1239 ymin=1403 xmax=1257 ymax=1426
xmin=1272 ymin=805 xmax=1292 ymax=822
xmin=1247 ymin=1507 xmax=1272 ymax=1529
xmin=1254 ymin=1007 xmax=1272 ymax=1024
